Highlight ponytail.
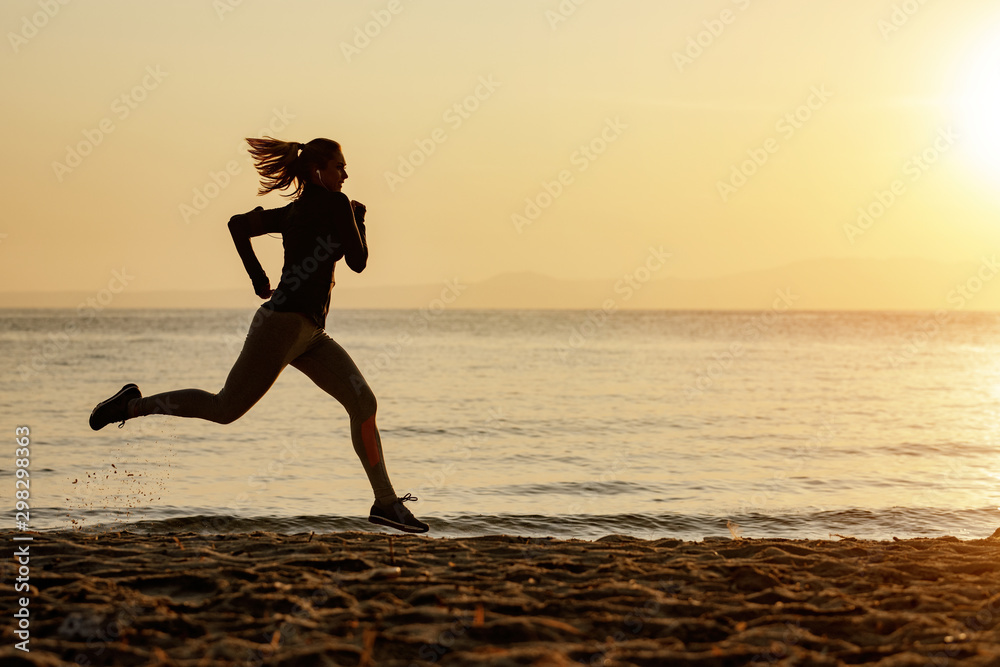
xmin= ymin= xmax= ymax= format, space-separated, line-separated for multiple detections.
xmin=246 ymin=136 xmax=342 ymax=198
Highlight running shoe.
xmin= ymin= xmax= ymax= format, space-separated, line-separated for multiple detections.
xmin=89 ymin=383 xmax=141 ymax=430
xmin=368 ymin=493 xmax=429 ymax=533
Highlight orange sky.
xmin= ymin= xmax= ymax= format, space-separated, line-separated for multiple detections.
xmin=2 ymin=0 xmax=999 ymax=307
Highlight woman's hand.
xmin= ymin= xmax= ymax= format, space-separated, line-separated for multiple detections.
xmin=254 ymin=278 xmax=273 ymax=299
xmin=351 ymin=200 xmax=366 ymax=223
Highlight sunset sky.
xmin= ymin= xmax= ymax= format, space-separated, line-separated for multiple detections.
xmin=2 ymin=0 xmax=999 ymax=307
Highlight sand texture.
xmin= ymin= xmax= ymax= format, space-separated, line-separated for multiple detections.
xmin=3 ymin=531 xmax=1000 ymax=666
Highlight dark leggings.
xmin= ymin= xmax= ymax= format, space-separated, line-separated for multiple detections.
xmin=130 ymin=307 xmax=396 ymax=504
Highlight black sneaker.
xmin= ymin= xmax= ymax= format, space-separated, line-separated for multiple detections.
xmin=368 ymin=493 xmax=429 ymax=533
xmin=89 ymin=383 xmax=141 ymax=431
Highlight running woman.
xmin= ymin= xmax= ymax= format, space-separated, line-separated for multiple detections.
xmin=89 ymin=137 xmax=429 ymax=534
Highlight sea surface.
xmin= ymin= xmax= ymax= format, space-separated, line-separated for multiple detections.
xmin=2 ymin=308 xmax=999 ymax=541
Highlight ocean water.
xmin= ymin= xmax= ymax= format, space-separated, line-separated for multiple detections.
xmin=2 ymin=307 xmax=999 ymax=541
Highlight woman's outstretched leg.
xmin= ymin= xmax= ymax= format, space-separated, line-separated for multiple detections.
xmin=291 ymin=330 xmax=428 ymax=533
xmin=290 ymin=332 xmax=395 ymax=503
xmin=90 ymin=309 xmax=311 ymax=429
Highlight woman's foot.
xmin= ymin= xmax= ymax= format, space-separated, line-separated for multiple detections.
xmin=89 ymin=384 xmax=141 ymax=430
xmin=368 ymin=493 xmax=429 ymax=533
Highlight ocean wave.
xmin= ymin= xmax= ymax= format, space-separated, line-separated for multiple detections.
xmin=33 ymin=506 xmax=1000 ymax=542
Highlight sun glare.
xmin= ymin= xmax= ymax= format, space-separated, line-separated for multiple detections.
xmin=953 ymin=36 xmax=1000 ymax=176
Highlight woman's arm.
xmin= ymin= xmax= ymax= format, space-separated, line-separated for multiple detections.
xmin=324 ymin=191 xmax=368 ymax=273
xmin=228 ymin=206 xmax=274 ymax=298
xmin=349 ymin=200 xmax=369 ymax=273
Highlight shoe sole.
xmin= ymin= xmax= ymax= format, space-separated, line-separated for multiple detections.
xmin=89 ymin=383 xmax=140 ymax=431
xmin=368 ymin=515 xmax=429 ymax=533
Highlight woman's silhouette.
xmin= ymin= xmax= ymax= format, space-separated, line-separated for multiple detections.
xmin=89 ymin=137 xmax=428 ymax=533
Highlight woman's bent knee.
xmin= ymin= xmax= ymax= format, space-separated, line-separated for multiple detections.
xmin=211 ymin=392 xmax=251 ymax=425
xmin=214 ymin=410 xmax=243 ymax=425
xmin=212 ymin=407 xmax=244 ymax=425
xmin=346 ymin=370 xmax=377 ymax=417
xmin=356 ymin=385 xmax=377 ymax=420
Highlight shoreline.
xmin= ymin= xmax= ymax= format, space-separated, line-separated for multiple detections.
xmin=22 ymin=507 xmax=1000 ymax=544
xmin=3 ymin=531 xmax=1000 ymax=665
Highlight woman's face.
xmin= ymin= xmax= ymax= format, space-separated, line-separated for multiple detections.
xmin=314 ymin=149 xmax=348 ymax=191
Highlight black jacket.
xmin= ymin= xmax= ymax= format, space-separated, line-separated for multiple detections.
xmin=228 ymin=184 xmax=368 ymax=328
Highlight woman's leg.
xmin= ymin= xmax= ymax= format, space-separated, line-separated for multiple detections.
xmin=129 ymin=309 xmax=312 ymax=424
xmin=289 ymin=331 xmax=397 ymax=505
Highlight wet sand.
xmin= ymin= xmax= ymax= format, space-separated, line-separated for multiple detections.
xmin=3 ymin=530 xmax=1000 ymax=666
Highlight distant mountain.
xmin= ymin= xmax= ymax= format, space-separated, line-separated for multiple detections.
xmin=2 ymin=258 xmax=998 ymax=311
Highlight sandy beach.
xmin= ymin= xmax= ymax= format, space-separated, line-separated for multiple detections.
xmin=2 ymin=531 xmax=1000 ymax=666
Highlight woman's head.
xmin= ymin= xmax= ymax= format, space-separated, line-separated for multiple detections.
xmin=246 ymin=136 xmax=345 ymax=197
